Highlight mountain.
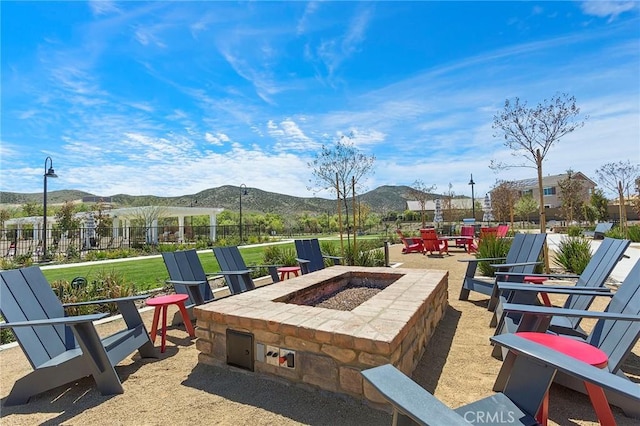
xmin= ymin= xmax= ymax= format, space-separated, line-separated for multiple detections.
xmin=0 ymin=185 xmax=431 ymax=215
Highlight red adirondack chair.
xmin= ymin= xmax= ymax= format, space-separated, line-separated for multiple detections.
xmin=497 ymin=224 xmax=509 ymax=238
xmin=420 ymin=228 xmax=449 ymax=255
xmin=396 ymin=229 xmax=424 ymax=254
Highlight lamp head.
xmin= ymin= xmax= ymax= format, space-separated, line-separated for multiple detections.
xmin=45 ymin=167 xmax=58 ymax=178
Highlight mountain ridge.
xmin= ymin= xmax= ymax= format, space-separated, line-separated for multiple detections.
xmin=0 ymin=185 xmax=435 ymax=215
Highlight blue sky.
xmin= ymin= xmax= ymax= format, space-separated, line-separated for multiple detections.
xmin=1 ymin=1 xmax=638 ymax=201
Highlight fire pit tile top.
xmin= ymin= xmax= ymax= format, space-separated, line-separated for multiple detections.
xmin=196 ymin=266 xmax=448 ymax=353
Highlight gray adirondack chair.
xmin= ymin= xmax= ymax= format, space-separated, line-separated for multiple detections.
xmin=493 ymin=259 xmax=640 ymax=418
xmin=294 ymin=239 xmax=342 ymax=274
xmin=584 ymin=222 xmax=614 ymax=239
xmin=458 ymin=233 xmax=546 ymax=310
xmin=361 ymin=333 xmax=640 ymax=426
xmin=212 ymin=246 xmax=280 ymax=294
xmin=0 ymin=266 xmax=156 ymax=406
xmin=162 ymin=249 xmax=215 ymax=307
xmin=491 ymin=237 xmax=630 ymax=332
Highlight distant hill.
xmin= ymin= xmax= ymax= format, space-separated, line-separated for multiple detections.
xmin=0 ymin=185 xmax=438 ymax=215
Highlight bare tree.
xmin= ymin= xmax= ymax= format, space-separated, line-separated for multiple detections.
xmin=557 ymin=169 xmax=585 ymax=223
xmin=133 ymin=205 xmax=168 ymax=244
xmin=596 ymin=160 xmax=640 ymax=235
xmin=308 ymin=134 xmax=375 ymax=252
xmin=491 ymin=93 xmax=587 ymax=234
xmin=406 ymin=180 xmax=437 ymax=228
xmin=490 ymin=180 xmax=520 ymax=225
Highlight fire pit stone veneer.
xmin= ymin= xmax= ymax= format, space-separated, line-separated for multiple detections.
xmin=194 ymin=266 xmax=448 ymax=406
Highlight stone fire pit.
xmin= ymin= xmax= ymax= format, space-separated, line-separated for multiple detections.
xmin=194 ymin=266 xmax=448 ymax=405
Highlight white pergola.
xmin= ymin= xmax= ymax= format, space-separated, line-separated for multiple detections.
xmin=3 ymin=206 xmax=224 ymax=245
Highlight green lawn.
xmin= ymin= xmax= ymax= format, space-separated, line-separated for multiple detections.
xmin=41 ymin=243 xmax=296 ymax=292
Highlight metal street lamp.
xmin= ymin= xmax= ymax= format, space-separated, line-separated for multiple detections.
xmin=468 ymin=174 xmax=475 ymax=220
xmin=239 ymin=184 xmax=248 ymax=244
xmin=43 ymin=156 xmax=58 ymax=260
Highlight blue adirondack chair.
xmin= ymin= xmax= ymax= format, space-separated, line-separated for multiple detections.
xmin=212 ymin=246 xmax=280 ymax=294
xmin=294 ymin=238 xmax=342 ymax=274
xmin=0 ymin=266 xmax=157 ymax=405
xmin=458 ymin=233 xmax=546 ymax=311
xmin=493 ymin=259 xmax=640 ymax=418
xmin=362 ymin=333 xmax=640 ymax=426
xmin=162 ymin=249 xmax=215 ymax=307
xmin=490 ymin=237 xmax=630 ymax=332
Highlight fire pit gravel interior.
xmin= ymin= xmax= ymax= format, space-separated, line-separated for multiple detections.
xmin=194 ymin=266 xmax=448 ymax=407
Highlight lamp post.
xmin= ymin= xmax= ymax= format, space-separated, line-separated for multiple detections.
xmin=239 ymin=184 xmax=248 ymax=244
xmin=43 ymin=156 xmax=58 ymax=261
xmin=468 ymin=174 xmax=475 ymax=221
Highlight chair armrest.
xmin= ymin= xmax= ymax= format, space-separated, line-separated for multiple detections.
xmin=219 ymin=270 xmax=252 ymax=275
xmin=495 ymin=271 xmax=580 ymax=280
xmin=0 ymin=313 xmax=109 ymax=329
xmin=63 ymin=295 xmax=147 ymax=307
xmin=165 ymin=279 xmax=209 ymax=287
xmin=496 ymin=282 xmax=613 ymax=296
xmin=361 ymin=365 xmax=469 ymax=425
xmin=490 ymin=261 xmax=541 ymax=269
xmin=458 ymin=256 xmax=506 ymax=264
xmin=491 ymin=334 xmax=640 ymax=401
xmin=296 ymin=258 xmax=311 ymax=265
xmin=322 ymin=255 xmax=343 ymax=265
xmin=502 ymin=303 xmax=640 ymax=321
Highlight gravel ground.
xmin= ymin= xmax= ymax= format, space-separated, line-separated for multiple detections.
xmin=1 ymin=242 xmax=638 ymax=426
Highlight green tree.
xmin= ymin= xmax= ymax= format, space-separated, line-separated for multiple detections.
xmin=22 ymin=202 xmax=42 ymax=217
xmin=54 ymin=201 xmax=81 ymax=236
xmin=589 ymin=189 xmax=609 ymax=222
xmin=514 ymin=195 xmax=538 ymax=225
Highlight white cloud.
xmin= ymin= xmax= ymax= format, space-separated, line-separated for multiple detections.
xmin=205 ymin=132 xmax=229 ymax=145
xmin=581 ymin=1 xmax=639 ymax=22
xmin=88 ymin=0 xmax=121 ymax=17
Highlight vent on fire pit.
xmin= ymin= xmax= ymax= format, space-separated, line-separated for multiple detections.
xmin=226 ymin=329 xmax=254 ymax=371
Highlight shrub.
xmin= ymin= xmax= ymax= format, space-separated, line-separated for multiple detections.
xmin=0 ymin=315 xmax=15 ymax=345
xmin=53 ymin=269 xmax=135 ymax=316
xmin=262 ymin=245 xmax=298 ymax=267
xmin=627 ymin=225 xmax=640 ymax=243
xmin=476 ymin=235 xmax=512 ymax=277
xmin=554 ymin=236 xmax=592 ymax=274
xmin=567 ymin=225 xmax=583 ymax=237
xmin=341 ymin=238 xmax=386 ymax=267
xmin=604 ymin=227 xmax=624 ymax=240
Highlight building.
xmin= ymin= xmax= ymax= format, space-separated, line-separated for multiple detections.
xmin=498 ymin=172 xmax=596 ymax=209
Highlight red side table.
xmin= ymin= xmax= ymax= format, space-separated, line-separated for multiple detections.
xmin=277 ymin=266 xmax=301 ymax=281
xmin=516 ymin=332 xmax=612 ymax=426
xmin=523 ymin=276 xmax=551 ymax=306
xmin=146 ymin=294 xmax=195 ymax=353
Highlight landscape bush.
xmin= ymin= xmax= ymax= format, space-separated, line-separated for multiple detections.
xmin=476 ymin=234 xmax=512 ymax=277
xmin=554 ymin=236 xmax=592 ymax=274
xmin=627 ymin=225 xmax=640 ymax=242
xmin=567 ymin=225 xmax=583 ymax=237
xmin=52 ymin=269 xmax=136 ymax=316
